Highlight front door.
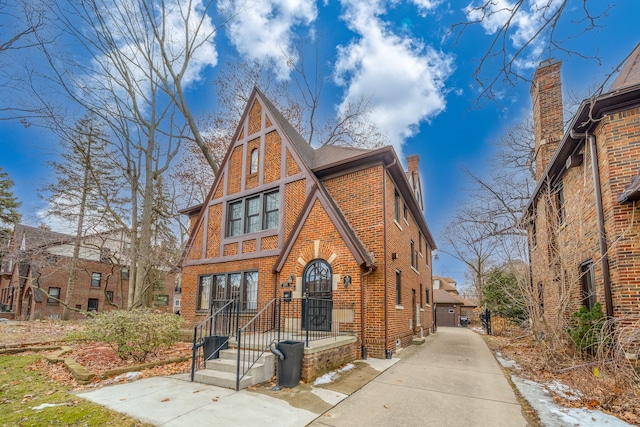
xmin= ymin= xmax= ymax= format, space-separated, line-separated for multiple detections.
xmin=302 ymin=259 xmax=332 ymax=332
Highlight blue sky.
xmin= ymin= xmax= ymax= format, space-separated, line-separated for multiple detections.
xmin=1 ymin=0 xmax=639 ymax=287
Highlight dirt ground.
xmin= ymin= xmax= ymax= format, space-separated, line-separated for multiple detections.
xmin=0 ymin=319 xmax=192 ymax=389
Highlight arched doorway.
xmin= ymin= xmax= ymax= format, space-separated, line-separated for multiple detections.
xmin=302 ymin=259 xmax=332 ymax=332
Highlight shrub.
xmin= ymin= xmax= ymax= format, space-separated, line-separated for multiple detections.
xmin=568 ymin=303 xmax=607 ymax=356
xmin=84 ymin=309 xmax=182 ymax=362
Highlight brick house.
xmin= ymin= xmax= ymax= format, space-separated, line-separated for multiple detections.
xmin=525 ymin=43 xmax=640 ymax=336
xmin=0 ymin=224 xmax=177 ymax=319
xmin=181 ymin=88 xmax=436 ymax=368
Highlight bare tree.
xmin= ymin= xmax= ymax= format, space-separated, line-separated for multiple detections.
xmin=42 ymin=114 xmax=127 ymax=318
xmin=30 ymin=0 xmax=216 ymax=308
xmin=449 ymin=1 xmax=614 ymax=104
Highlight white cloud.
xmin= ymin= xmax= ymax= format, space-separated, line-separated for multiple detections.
xmin=83 ymin=0 xmax=218 ymax=106
xmin=334 ymin=0 xmax=454 ymax=156
xmin=464 ymin=0 xmax=563 ymax=69
xmin=218 ymin=0 xmax=317 ymax=79
xmin=409 ymin=0 xmax=442 ymax=16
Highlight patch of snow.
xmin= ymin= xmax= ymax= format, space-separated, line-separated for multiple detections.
xmin=313 ymin=372 xmax=339 ymax=386
xmin=496 ymin=352 xmax=521 ymax=370
xmin=31 ymin=403 xmax=67 ymax=411
xmin=512 ymin=375 xmax=634 ymax=426
xmin=338 ymin=363 xmax=355 ymax=372
xmin=547 ymin=380 xmax=583 ymax=401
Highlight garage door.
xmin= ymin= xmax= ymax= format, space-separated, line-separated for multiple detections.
xmin=436 ymin=305 xmax=455 ymax=327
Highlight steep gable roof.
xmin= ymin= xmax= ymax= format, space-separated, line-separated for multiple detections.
xmin=13 ymin=224 xmax=73 ymax=252
xmin=610 ymin=43 xmax=640 ymax=91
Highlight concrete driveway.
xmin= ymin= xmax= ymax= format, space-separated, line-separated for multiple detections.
xmin=308 ymin=327 xmax=529 ymax=427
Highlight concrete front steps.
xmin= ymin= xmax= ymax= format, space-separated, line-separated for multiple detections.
xmin=193 ymin=348 xmax=275 ymax=390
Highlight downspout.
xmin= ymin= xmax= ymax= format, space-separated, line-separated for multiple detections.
xmin=570 ymin=130 xmax=614 ymax=318
xmin=383 ymin=158 xmax=396 ymax=359
xmin=360 ymin=265 xmax=374 ymax=360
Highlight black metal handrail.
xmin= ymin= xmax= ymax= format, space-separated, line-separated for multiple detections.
xmin=234 ymin=296 xmax=356 ymax=390
xmin=191 ymin=299 xmax=237 ymax=381
xmin=235 ymin=298 xmax=278 ymax=390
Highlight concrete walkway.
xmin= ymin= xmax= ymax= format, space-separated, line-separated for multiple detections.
xmin=77 ymin=327 xmax=528 ymax=426
xmin=309 ymin=327 xmax=529 ymax=427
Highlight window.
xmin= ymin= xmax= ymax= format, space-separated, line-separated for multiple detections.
xmin=418 ymin=232 xmax=422 ymax=254
xmin=395 ymin=269 xmax=402 ymax=305
xmin=91 ymin=272 xmax=101 ymax=287
xmin=537 ymin=282 xmax=544 ymax=312
xmin=556 ymin=182 xmax=565 ymax=225
xmin=156 ymin=295 xmax=169 ymax=306
xmin=106 ymin=291 xmax=114 ymax=304
xmin=411 ymin=240 xmax=415 ymax=268
xmin=245 ymin=196 xmax=260 ymax=233
xmin=121 ymin=268 xmax=129 ymax=279
xmin=420 ymin=284 xmax=423 ymax=306
xmin=226 ymin=190 xmax=279 ymax=237
xmin=48 ymin=287 xmax=60 ymax=304
xmin=264 ymin=191 xmax=279 ymax=230
xmin=46 ymin=254 xmax=58 ymax=264
xmin=87 ymin=298 xmax=99 ymax=312
xmin=403 ymin=203 xmax=408 ymax=221
xmin=198 ymin=271 xmax=259 ymax=312
xmin=197 ymin=275 xmax=212 ymax=311
xmin=250 ymin=148 xmax=259 ymax=174
xmin=580 ymin=261 xmax=595 ymax=310
xmin=425 ymin=288 xmax=430 ymax=305
xmin=530 ymin=217 xmax=537 ymax=247
xmin=394 ymin=190 xmax=400 ymax=222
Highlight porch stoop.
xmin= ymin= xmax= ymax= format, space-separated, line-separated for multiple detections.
xmin=193 ymin=349 xmax=275 ymax=390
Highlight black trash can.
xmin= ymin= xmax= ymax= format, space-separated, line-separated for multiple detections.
xmin=276 ymin=340 xmax=304 ymax=388
xmin=460 ymin=316 xmax=469 ymax=327
xmin=203 ymin=336 xmax=228 ymax=360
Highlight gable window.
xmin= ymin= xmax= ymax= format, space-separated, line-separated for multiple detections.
xmin=580 ymin=260 xmax=595 ymax=310
xmin=48 ymin=287 xmax=61 ymax=304
xmin=394 ymin=190 xmax=400 ymax=222
xmin=87 ymin=298 xmax=99 ymax=312
xmin=91 ymin=272 xmax=101 ymax=287
xmin=395 ymin=269 xmax=402 ymax=305
xmin=227 ymin=189 xmax=279 ymax=237
xmin=250 ymin=148 xmax=259 ymax=174
xmin=198 ymin=271 xmax=258 ymax=312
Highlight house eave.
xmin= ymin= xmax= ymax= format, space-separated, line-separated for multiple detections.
xmin=524 ymin=84 xmax=640 ymax=216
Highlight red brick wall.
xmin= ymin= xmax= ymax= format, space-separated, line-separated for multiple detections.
xmin=531 ymin=106 xmax=640 ymax=328
xmin=301 ymin=342 xmax=359 ymax=382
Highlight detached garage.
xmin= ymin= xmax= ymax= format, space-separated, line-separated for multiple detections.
xmin=434 ymin=289 xmax=463 ymax=327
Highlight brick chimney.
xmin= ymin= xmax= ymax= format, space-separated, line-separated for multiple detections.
xmin=406 ymin=154 xmax=419 ymax=175
xmin=531 ymin=59 xmax=564 ymax=181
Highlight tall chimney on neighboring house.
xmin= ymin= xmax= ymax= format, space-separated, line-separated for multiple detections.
xmin=406 ymin=154 xmax=420 ymax=176
xmin=531 ymin=59 xmax=564 ymax=181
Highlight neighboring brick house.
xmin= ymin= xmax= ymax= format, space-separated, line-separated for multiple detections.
xmin=181 ymin=88 xmax=436 ymax=360
xmin=525 ymin=43 xmax=640 ymax=335
xmin=0 ymin=224 xmax=177 ymax=319
xmin=432 ymin=276 xmax=476 ymax=327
